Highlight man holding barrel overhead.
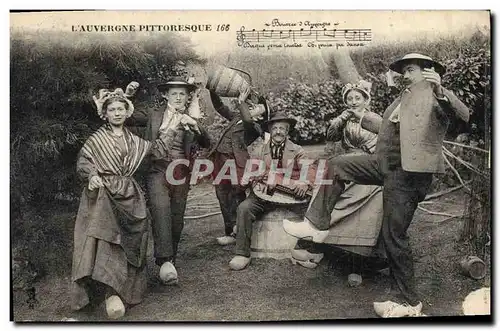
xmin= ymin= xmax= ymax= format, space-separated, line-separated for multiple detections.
xmin=205 ymin=66 xmax=270 ymax=246
xmin=207 ymin=87 xmax=270 ymax=246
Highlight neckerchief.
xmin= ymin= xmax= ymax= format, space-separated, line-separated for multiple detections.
xmin=270 ymin=140 xmax=286 ymax=168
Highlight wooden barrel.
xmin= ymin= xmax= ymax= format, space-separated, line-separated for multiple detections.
xmin=206 ymin=65 xmax=251 ymax=98
xmin=250 ymin=208 xmax=300 ymax=260
xmin=460 ymin=255 xmax=487 ymax=280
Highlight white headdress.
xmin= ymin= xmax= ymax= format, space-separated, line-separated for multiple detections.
xmin=92 ymin=82 xmax=139 ymax=120
xmin=341 ymin=80 xmax=372 ymax=107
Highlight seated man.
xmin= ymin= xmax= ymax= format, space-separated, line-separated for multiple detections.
xmin=229 ymin=111 xmax=317 ymax=271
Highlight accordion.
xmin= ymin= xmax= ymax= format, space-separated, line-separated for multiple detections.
xmin=251 ymin=181 xmax=312 ymax=206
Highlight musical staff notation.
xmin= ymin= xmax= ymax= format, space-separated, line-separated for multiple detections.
xmin=236 ymin=26 xmax=372 ymax=46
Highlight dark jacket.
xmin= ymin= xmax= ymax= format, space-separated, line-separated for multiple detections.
xmin=133 ymin=104 xmax=210 ymax=173
xmin=207 ymin=91 xmax=263 ymax=168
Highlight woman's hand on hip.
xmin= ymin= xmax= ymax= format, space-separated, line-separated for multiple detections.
xmin=89 ymin=175 xmax=104 ymax=191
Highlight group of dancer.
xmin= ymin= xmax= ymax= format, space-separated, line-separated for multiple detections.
xmin=70 ymin=52 xmax=470 ymax=319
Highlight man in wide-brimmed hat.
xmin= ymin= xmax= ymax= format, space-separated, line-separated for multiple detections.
xmin=228 ymin=111 xmax=317 ymax=271
xmin=141 ymin=76 xmax=210 ymax=286
xmin=156 ymin=77 xmax=198 ymax=94
xmin=283 ymin=53 xmax=470 ymax=317
xmin=389 ymin=52 xmax=446 ymax=77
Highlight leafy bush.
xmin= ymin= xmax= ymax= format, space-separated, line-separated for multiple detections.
xmin=267 ymin=79 xmax=343 ymax=144
xmin=441 ymin=46 xmax=491 ymax=139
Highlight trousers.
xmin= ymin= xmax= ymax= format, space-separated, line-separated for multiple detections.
xmin=147 ymin=168 xmax=190 ymax=265
xmin=215 ymin=183 xmax=247 ymax=236
xmin=234 ymin=192 xmax=276 ymax=257
xmin=306 ymin=153 xmax=433 ymax=306
xmin=213 ymin=152 xmax=248 ymax=236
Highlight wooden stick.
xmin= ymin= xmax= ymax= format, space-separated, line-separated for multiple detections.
xmin=441 ymin=154 xmax=486 ymax=204
xmin=417 ymin=206 xmax=460 ymax=218
xmin=423 ymin=181 xmax=472 ymax=201
xmin=443 ymin=153 xmax=471 ymax=193
xmin=184 ymin=211 xmax=221 ymax=220
xmin=443 ymin=147 xmax=489 ymax=177
xmin=443 ymin=147 xmax=480 ymax=173
xmin=443 ymin=140 xmax=489 ymax=153
xmin=419 ymin=200 xmax=462 ymax=206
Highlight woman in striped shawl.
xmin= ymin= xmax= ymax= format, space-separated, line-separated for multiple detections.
xmin=71 ymin=84 xmax=168 ymax=319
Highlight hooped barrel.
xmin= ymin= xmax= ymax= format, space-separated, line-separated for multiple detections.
xmin=460 ymin=255 xmax=487 ymax=280
xmin=250 ymin=208 xmax=300 ymax=260
xmin=206 ymin=65 xmax=252 ymax=98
